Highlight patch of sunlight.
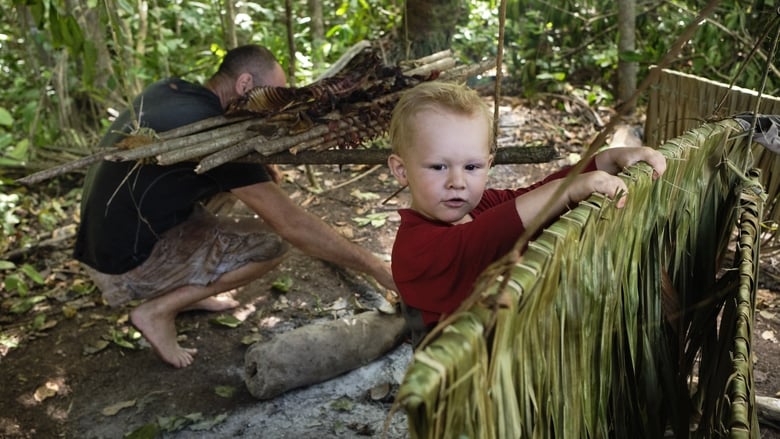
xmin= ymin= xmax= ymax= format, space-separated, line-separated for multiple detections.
xmin=233 ymin=303 xmax=256 ymax=321
xmin=20 ymin=376 xmax=69 ymax=408
xmin=259 ymin=316 xmax=283 ymax=328
xmin=0 ymin=332 xmax=20 ymax=357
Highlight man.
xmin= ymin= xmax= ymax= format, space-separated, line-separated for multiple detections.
xmin=74 ymin=44 xmax=396 ymax=368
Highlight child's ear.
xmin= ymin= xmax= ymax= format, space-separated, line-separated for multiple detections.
xmin=387 ymin=154 xmax=408 ymax=185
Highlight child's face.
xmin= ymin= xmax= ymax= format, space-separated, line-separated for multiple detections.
xmin=388 ymin=109 xmax=492 ymax=224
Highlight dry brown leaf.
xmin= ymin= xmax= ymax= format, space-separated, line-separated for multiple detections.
xmin=33 ymin=381 xmax=60 ymax=402
xmin=101 ymin=399 xmax=137 ymax=416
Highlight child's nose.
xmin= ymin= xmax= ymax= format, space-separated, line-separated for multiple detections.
xmin=447 ymin=170 xmax=466 ymax=189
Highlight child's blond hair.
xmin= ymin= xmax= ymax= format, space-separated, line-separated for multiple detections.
xmin=389 ymin=81 xmax=494 ymax=155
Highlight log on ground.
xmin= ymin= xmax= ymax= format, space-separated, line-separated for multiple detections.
xmin=244 ymin=310 xmax=408 ymax=400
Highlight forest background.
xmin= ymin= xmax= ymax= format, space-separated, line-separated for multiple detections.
xmin=1 ymin=0 xmax=778 ymax=370
xmin=0 ymin=0 xmax=779 ymax=437
xmin=1 ymin=0 xmax=778 ymax=372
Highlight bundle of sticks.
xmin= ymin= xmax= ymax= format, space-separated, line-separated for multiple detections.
xmin=18 ymin=44 xmax=499 ymax=185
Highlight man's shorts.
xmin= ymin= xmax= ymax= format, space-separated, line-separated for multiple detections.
xmin=82 ymin=207 xmax=288 ymax=307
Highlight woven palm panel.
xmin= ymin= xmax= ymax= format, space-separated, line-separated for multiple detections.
xmin=395 ymin=119 xmax=763 ymax=438
xmin=644 ymin=68 xmax=780 ymax=244
xmin=645 ymin=68 xmax=780 ymax=147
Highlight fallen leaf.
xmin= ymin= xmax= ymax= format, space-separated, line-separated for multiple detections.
xmin=240 ymin=334 xmax=264 ymax=345
xmin=101 ymin=399 xmax=137 ymax=416
xmin=210 ymin=315 xmax=242 ymax=328
xmin=189 ymin=413 xmax=227 ymax=431
xmin=158 ymin=414 xmax=196 ymax=432
xmin=271 ymin=275 xmax=293 ymax=293
xmin=761 ymin=330 xmax=777 ymax=343
xmin=759 ymin=310 xmax=776 ymax=321
xmin=350 ymin=189 xmax=379 ymax=201
xmin=116 ymin=313 xmax=129 ymax=325
xmin=124 ymin=422 xmax=159 ymax=439
xmin=83 ymin=339 xmax=110 ymax=355
xmin=330 ymin=396 xmax=354 ymax=412
xmin=62 ymin=305 xmax=78 ymax=318
xmin=33 ymin=381 xmax=59 ymax=402
xmin=369 ymin=383 xmax=390 ymax=400
xmin=37 ymin=319 xmax=58 ymax=331
xmin=214 ymin=386 xmax=235 ymax=398
xmin=109 ymin=328 xmax=137 ymax=349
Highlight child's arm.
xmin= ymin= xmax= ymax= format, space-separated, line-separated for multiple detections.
xmin=513 ymin=146 xmax=667 ymax=228
xmin=594 ymin=146 xmax=667 ymax=179
xmin=514 ymin=170 xmax=629 ymax=227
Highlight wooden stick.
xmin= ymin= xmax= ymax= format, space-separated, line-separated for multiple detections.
xmin=235 ymin=145 xmax=557 ymax=165
xmin=400 ymin=49 xmax=453 ymax=67
xmin=194 ymin=134 xmax=269 ymax=173
xmin=157 ymin=114 xmax=253 ymax=140
xmin=155 ymin=128 xmax=263 ymax=165
xmin=404 ymin=58 xmax=457 ymax=77
xmin=105 ymin=118 xmax=260 ymax=162
xmin=316 ymin=40 xmax=372 ymax=80
xmin=16 ymin=147 xmax=121 ymax=185
xmin=440 ymin=58 xmax=496 ymax=81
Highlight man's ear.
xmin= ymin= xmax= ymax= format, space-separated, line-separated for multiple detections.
xmin=235 ymin=73 xmax=254 ymax=95
xmin=387 ymin=153 xmax=408 ymax=186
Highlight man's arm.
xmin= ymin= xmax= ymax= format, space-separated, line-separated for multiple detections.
xmin=231 ymin=181 xmax=397 ymax=292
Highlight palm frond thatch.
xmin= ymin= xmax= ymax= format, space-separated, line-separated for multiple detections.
xmin=394 ymin=118 xmax=765 ymax=438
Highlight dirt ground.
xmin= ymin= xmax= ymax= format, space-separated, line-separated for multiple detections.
xmin=1 ymin=98 xmax=779 ymax=438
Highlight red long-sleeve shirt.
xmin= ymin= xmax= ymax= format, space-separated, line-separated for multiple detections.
xmin=391 ymin=162 xmax=596 ymax=324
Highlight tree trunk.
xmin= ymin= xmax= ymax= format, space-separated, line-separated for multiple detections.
xmin=617 ymin=0 xmax=637 ymax=114
xmin=306 ymin=0 xmax=325 ymax=190
xmin=284 ymin=0 xmax=296 ymax=85
xmin=105 ymin=0 xmax=143 ymax=98
xmin=308 ymin=0 xmax=324 ymax=72
xmin=394 ymin=0 xmax=467 ymax=61
xmin=136 ymin=0 xmax=148 ymax=58
xmin=223 ymin=0 xmax=238 ymax=48
xmin=150 ymin=0 xmax=170 ymax=79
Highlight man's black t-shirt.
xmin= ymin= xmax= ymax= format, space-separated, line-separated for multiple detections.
xmin=73 ymin=78 xmax=271 ymax=274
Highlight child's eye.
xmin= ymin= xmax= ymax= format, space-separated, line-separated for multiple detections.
xmin=429 ymin=164 xmax=445 ymax=171
xmin=465 ymin=164 xmax=481 ymax=171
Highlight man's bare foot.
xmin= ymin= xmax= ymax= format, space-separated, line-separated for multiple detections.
xmin=183 ymin=295 xmax=240 ymax=312
xmin=130 ymin=304 xmax=197 ymax=368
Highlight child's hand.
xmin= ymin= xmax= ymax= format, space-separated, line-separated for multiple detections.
xmin=594 ymin=146 xmax=667 ymax=180
xmin=570 ymin=171 xmax=630 ymax=208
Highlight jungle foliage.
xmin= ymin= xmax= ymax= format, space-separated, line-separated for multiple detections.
xmin=0 ymin=1 xmax=777 ymax=173
xmin=0 ymin=0 xmax=778 ymax=293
